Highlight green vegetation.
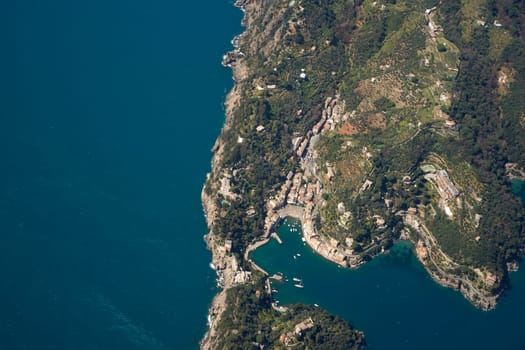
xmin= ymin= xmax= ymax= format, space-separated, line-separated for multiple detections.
xmin=310 ymin=0 xmax=525 ymax=292
xmin=212 ymin=278 xmax=364 ymax=350
xmin=207 ymin=0 xmax=525 ymax=346
xmin=212 ymin=0 xmax=363 ymax=252
xmin=436 ymin=0 xmax=525 ymax=280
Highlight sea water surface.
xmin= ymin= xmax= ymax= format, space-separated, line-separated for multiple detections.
xmin=252 ymin=182 xmax=525 ymax=350
xmin=3 ymin=1 xmax=241 ymax=349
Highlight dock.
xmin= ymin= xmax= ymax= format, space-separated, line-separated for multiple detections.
xmin=270 ymin=273 xmax=284 ymax=281
xmin=248 ymin=258 xmax=269 ymax=275
xmin=271 ymin=232 xmax=283 ymax=244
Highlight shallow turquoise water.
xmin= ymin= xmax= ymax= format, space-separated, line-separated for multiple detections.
xmin=252 ymin=198 xmax=525 ymax=349
xmin=3 ymin=1 xmax=241 ymax=349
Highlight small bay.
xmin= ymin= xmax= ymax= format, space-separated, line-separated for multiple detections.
xmin=252 ymin=210 xmax=525 ymax=349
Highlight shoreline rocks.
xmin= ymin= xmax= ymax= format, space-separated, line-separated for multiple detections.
xmin=200 ymin=1 xmax=251 ymax=349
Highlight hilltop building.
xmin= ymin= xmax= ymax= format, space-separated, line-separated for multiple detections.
xmin=435 ymin=170 xmax=459 ymax=200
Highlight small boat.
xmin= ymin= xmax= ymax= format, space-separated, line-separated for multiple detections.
xmin=294 ymin=284 xmax=304 ymax=288
xmin=314 ymin=303 xmax=319 ymax=307
xmin=301 ymin=237 xmax=306 ymax=242
xmin=293 ymin=277 xmax=302 ymax=282
xmin=296 ymin=253 xmax=301 ymax=257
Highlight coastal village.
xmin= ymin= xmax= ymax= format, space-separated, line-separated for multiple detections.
xmin=211 ymin=82 xmax=499 ymax=311
xmin=262 ymin=97 xmax=362 ymax=267
xmin=207 ymin=1 xmax=505 ymax=320
xmin=202 ymin=0 xmax=525 ymax=348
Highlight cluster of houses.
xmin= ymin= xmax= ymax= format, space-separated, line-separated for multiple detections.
xmin=422 ymin=165 xmax=460 ymax=202
xmin=279 ymin=317 xmax=315 ymax=346
xmin=219 ymin=170 xmax=239 ymax=201
xmin=435 ymin=170 xmax=460 ymax=200
xmin=261 ymin=97 xmax=365 ymax=268
xmin=292 ymin=97 xmax=345 ymax=157
xmin=303 ymin=216 xmax=355 ymax=266
xmin=416 ymin=240 xmax=429 ymax=260
xmin=424 ymin=7 xmax=441 ymax=39
xmin=265 ymin=98 xmax=345 ymax=227
xmin=214 ymin=244 xmax=252 ymax=288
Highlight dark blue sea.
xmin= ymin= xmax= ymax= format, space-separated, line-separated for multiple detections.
xmin=4 ymin=1 xmax=241 ymax=349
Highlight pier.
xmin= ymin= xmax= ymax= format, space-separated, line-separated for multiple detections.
xmin=271 ymin=232 xmax=283 ymax=244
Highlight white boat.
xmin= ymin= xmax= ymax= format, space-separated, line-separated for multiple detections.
xmin=294 ymin=284 xmax=304 ymax=288
xmin=293 ymin=277 xmax=302 ymax=282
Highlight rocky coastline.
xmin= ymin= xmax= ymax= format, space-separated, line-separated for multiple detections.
xmin=200 ymin=1 xmax=252 ymax=349
xmin=506 ymin=163 xmax=525 ymax=181
xmin=405 ymin=214 xmax=500 ymax=310
xmin=255 ymin=91 xmax=501 ymax=310
xmin=199 ymin=0 xmax=524 ymax=347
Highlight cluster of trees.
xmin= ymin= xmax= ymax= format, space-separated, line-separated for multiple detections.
xmin=213 ymin=277 xmax=364 ymax=350
xmin=310 ymin=0 xmax=525 ymax=278
xmin=289 ymin=0 xmax=438 ymax=256
xmin=213 ymin=278 xmax=273 ymax=349
xmin=212 ymin=0 xmax=362 ymax=251
xmin=324 ymin=0 xmax=525 ymax=280
xmin=431 ymin=1 xmax=525 ymax=283
xmin=210 ymin=4 xmax=525 ymax=346
xmin=215 ymin=0 xmax=444 ymax=252
xmin=201 ymin=3 xmax=525 ymax=350
xmin=337 ymin=129 xmax=433 ymax=254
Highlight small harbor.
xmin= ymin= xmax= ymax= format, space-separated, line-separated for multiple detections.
xmin=250 ymin=217 xmax=525 ymax=350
